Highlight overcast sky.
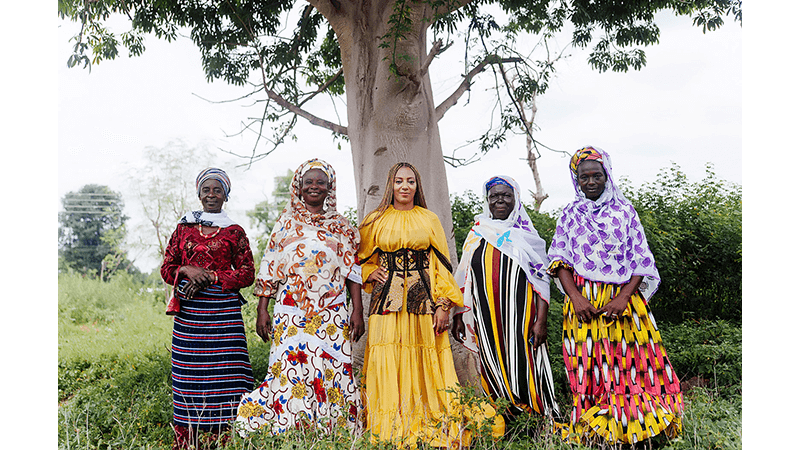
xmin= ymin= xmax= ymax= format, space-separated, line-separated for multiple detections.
xmin=56 ymin=10 xmax=743 ymax=273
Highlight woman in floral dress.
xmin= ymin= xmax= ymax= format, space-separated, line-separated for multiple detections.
xmin=236 ymin=159 xmax=364 ymax=435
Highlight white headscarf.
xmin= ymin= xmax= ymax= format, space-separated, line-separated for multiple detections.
xmin=178 ymin=210 xmax=238 ymax=228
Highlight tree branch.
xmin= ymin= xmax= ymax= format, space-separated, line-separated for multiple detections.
xmin=434 ymin=55 xmax=521 ymax=122
xmin=419 ymin=39 xmax=443 ymax=79
xmin=257 ymin=54 xmax=348 ymax=136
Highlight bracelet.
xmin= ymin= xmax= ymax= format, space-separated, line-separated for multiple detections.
xmin=435 ymin=298 xmax=454 ymax=312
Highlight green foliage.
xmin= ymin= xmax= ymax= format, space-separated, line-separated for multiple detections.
xmin=656 ymin=388 xmax=741 ymax=450
xmin=58 ymin=271 xmax=172 ymax=363
xmin=660 ymin=320 xmax=742 ymax=397
xmin=622 ymin=163 xmax=742 ymax=323
xmin=59 ymin=184 xmax=134 ymax=279
xmin=59 ymin=352 xmax=174 ymax=449
xmin=247 ymin=169 xmax=293 ymax=256
xmin=450 ymin=190 xmax=483 ymax=259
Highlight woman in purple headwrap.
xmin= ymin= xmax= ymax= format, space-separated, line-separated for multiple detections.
xmin=547 ymin=147 xmax=683 ymax=445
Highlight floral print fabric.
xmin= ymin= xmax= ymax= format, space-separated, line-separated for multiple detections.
xmin=235 ymin=159 xmax=362 ymax=435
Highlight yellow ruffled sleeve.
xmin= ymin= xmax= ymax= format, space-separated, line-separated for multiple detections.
xmin=357 ymin=211 xmax=381 ymax=294
xmin=424 ymin=209 xmax=464 ymax=308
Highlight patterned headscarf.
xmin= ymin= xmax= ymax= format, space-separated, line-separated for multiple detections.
xmin=256 ymin=159 xmax=360 ymax=316
xmin=196 ymin=167 xmax=232 ymax=200
xmin=179 ymin=167 xmax=236 ymax=228
xmin=569 ymin=146 xmax=605 ymax=180
xmin=456 ymin=175 xmax=551 ymax=300
xmin=548 ymin=146 xmax=660 ymax=299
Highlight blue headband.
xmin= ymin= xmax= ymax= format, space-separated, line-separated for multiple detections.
xmin=485 ymin=177 xmax=514 ymax=192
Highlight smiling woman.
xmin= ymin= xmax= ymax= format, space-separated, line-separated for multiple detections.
xmin=160 ymin=167 xmax=256 ymax=449
xmin=357 ymin=162 xmax=503 ymax=447
xmin=198 ymin=178 xmax=226 ymax=213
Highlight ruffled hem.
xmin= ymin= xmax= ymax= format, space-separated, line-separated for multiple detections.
xmin=556 ymin=392 xmax=683 ymax=445
xmin=363 ymin=310 xmax=503 ymax=447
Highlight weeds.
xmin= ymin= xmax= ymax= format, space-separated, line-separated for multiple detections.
xmin=58 ymin=272 xmax=741 ymax=449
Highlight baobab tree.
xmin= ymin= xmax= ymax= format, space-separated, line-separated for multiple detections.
xmin=59 ymin=0 xmax=741 ymax=379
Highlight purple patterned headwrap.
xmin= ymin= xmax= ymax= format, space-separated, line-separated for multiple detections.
xmin=548 ymin=146 xmax=660 ymax=299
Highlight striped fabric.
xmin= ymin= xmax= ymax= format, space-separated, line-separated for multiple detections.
xmin=469 ymin=239 xmax=560 ymax=418
xmin=172 ymin=280 xmax=254 ymax=429
xmin=556 ymin=266 xmax=683 ymax=444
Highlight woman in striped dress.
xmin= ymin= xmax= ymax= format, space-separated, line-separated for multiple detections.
xmin=161 ymin=168 xmax=255 ymax=449
xmin=547 ymin=146 xmax=682 ymax=445
xmin=452 ymin=175 xmax=560 ymax=423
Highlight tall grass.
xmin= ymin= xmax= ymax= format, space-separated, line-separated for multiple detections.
xmin=58 ymin=271 xmax=173 ymax=361
xmin=58 ymin=272 xmax=741 ymax=449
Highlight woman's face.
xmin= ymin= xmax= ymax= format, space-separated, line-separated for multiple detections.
xmin=199 ymin=179 xmax=226 ymax=213
xmin=392 ymin=166 xmax=417 ymax=208
xmin=487 ymin=184 xmax=514 ymax=220
xmin=576 ymin=160 xmax=607 ymax=201
xmin=300 ymin=168 xmax=329 ymax=211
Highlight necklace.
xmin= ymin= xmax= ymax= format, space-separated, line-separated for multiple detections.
xmin=197 ymin=223 xmax=221 ymax=238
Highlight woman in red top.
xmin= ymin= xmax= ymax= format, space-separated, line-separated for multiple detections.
xmin=161 ymin=167 xmax=256 ymax=449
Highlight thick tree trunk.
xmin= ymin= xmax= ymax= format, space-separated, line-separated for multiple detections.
xmin=322 ymin=1 xmax=479 ymax=385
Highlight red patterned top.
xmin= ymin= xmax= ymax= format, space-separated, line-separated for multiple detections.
xmin=161 ymin=223 xmax=255 ymax=292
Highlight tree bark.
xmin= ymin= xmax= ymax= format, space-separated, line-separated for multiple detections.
xmin=316 ymin=0 xmax=479 ymax=385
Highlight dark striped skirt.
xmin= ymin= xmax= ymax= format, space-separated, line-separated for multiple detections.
xmin=172 ymin=281 xmax=254 ymax=430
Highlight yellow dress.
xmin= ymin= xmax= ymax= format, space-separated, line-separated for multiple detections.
xmin=359 ymin=206 xmax=504 ymax=447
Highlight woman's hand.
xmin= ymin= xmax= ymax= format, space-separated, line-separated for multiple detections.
xmin=346 ymin=278 xmax=365 ymax=343
xmin=433 ymin=307 xmax=450 ymax=335
xmin=598 ymin=293 xmax=630 ymax=320
xmin=365 ymin=268 xmax=388 ymax=285
xmin=531 ymin=318 xmax=548 ymax=349
xmin=256 ymin=297 xmax=273 ymax=343
xmin=349 ymin=313 xmax=365 ymax=343
xmin=598 ymin=276 xmax=641 ymax=321
xmin=451 ymin=314 xmax=466 ymax=343
xmin=571 ymin=294 xmax=599 ymax=323
xmin=179 ymin=265 xmax=214 ymax=299
xmin=556 ymin=267 xmax=598 ymax=324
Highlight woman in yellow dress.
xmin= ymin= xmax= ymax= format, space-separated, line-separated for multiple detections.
xmin=358 ymin=162 xmax=503 ymax=447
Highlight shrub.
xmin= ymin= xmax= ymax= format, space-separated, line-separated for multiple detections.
xmin=622 ymin=164 xmax=742 ymax=323
xmin=659 ymin=319 xmax=742 ymax=397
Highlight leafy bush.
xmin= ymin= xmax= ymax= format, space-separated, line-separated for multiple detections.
xmin=59 ymin=352 xmax=174 ymax=449
xmin=656 ymin=388 xmax=742 ymax=450
xmin=622 ymin=164 xmax=742 ymax=323
xmin=659 ymin=320 xmax=742 ymax=397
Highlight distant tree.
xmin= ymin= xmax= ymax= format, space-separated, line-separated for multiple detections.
xmin=450 ymin=190 xmax=483 ymax=259
xmin=128 ymin=141 xmax=217 ymax=264
xmin=59 ymin=184 xmax=131 ymax=278
xmin=247 ymin=169 xmax=293 ymax=257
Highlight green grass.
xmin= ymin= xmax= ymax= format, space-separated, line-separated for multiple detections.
xmin=58 ymin=272 xmax=742 ymax=449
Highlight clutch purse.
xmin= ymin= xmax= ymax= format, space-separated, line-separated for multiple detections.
xmin=166 ymin=290 xmax=180 ymax=315
xmin=165 ymin=272 xmax=181 ymax=315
